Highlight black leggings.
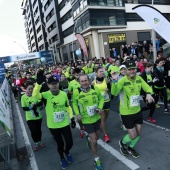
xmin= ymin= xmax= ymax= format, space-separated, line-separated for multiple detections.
xmin=27 ymin=119 xmax=42 ymax=143
xmin=154 ymin=87 xmax=168 ymax=109
xmin=49 ymin=125 xmax=73 ymax=159
xmin=141 ymin=95 xmax=156 ymax=117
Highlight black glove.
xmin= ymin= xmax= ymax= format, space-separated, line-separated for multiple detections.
xmin=32 ymin=105 xmax=39 ymax=117
xmin=71 ymin=118 xmax=76 ymax=129
xmin=36 ymin=70 xmax=44 ymax=85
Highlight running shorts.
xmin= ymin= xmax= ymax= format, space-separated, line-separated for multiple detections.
xmin=103 ymin=101 xmax=110 ymax=110
xmin=121 ymin=111 xmax=143 ymax=129
xmin=83 ymin=119 xmax=101 ymax=134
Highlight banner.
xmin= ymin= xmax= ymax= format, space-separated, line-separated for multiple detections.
xmin=0 ymin=63 xmax=5 ymax=82
xmin=75 ymin=34 xmax=89 ymax=58
xmin=0 ymin=50 xmax=53 ymax=64
xmin=133 ymin=5 xmax=170 ymax=43
xmin=0 ymin=89 xmax=11 ymax=137
xmin=1 ymin=78 xmax=11 ymax=107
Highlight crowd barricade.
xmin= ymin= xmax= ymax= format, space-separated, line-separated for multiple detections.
xmin=0 ymin=78 xmax=14 ymax=170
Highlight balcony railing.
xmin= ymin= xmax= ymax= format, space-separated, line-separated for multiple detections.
xmin=125 ymin=0 xmax=170 ymax=5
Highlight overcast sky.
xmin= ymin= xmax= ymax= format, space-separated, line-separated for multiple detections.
xmin=0 ymin=0 xmax=28 ymax=57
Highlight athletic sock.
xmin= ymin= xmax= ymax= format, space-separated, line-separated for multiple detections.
xmin=130 ymin=136 xmax=140 ymax=148
xmin=122 ymin=134 xmax=132 ymax=144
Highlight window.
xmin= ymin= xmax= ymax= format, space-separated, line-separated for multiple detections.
xmin=30 ymin=28 xmax=33 ymax=34
xmin=47 ymin=21 xmax=56 ymax=33
xmin=137 ymin=32 xmax=151 ymax=42
xmin=60 ymin=10 xmax=72 ymax=24
xmin=46 ymin=8 xmax=54 ymax=22
xmin=59 ymin=0 xmax=70 ymax=10
xmin=34 ymin=7 xmax=38 ymax=16
xmin=38 ymin=35 xmax=43 ymax=42
xmin=32 ymin=42 xmax=35 ymax=48
xmin=50 ymin=34 xmax=58 ymax=43
xmin=33 ymin=0 xmax=37 ymax=9
xmin=31 ymin=35 xmax=34 ymax=41
xmin=62 ymin=46 xmax=68 ymax=61
xmin=63 ymin=26 xmax=74 ymax=38
xmin=44 ymin=0 xmax=53 ymax=11
xmin=126 ymin=13 xmax=143 ymax=22
xmin=35 ymin=16 xmax=40 ymax=25
xmin=36 ymin=26 xmax=41 ymax=34
xmin=39 ymin=44 xmax=44 ymax=50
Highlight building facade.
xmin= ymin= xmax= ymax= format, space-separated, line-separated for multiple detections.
xmin=21 ymin=0 xmax=170 ymax=62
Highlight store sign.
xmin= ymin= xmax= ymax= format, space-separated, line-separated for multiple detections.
xmin=108 ymin=33 xmax=126 ymax=43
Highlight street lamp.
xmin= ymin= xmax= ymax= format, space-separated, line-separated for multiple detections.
xmin=72 ymin=17 xmax=81 ymax=63
xmin=13 ymin=41 xmax=27 ymax=54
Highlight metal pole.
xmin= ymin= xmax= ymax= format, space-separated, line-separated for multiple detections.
xmin=151 ymin=0 xmax=157 ymax=62
xmin=13 ymin=41 xmax=27 ymax=54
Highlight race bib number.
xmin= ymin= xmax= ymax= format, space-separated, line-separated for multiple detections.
xmin=63 ymin=88 xmax=68 ymax=94
xmin=87 ymin=105 xmax=97 ymax=116
xmin=102 ymin=93 xmax=109 ymax=101
xmin=30 ymin=110 xmax=36 ymax=118
xmin=54 ymin=112 xmax=65 ymax=122
xmin=130 ymin=95 xmax=140 ymax=106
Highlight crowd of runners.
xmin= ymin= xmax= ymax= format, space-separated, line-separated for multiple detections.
xmin=5 ymin=47 xmax=170 ymax=170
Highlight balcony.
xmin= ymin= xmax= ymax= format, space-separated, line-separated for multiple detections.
xmin=125 ymin=0 xmax=170 ymax=5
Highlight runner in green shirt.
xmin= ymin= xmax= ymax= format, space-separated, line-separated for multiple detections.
xmin=32 ymin=71 xmax=76 ymax=169
xmin=111 ymin=60 xmax=154 ymax=158
xmin=73 ymin=74 xmax=104 ymax=170
xmin=21 ymin=81 xmax=44 ymax=151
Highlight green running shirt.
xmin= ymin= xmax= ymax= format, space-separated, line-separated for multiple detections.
xmin=32 ymin=83 xmax=73 ymax=129
xmin=111 ymin=75 xmax=153 ymax=115
xmin=21 ymin=94 xmax=42 ymax=121
xmin=68 ymin=79 xmax=80 ymax=92
xmin=73 ymin=86 xmax=104 ymax=124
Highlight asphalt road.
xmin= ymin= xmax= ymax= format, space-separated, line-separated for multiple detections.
xmin=14 ymin=96 xmax=170 ymax=170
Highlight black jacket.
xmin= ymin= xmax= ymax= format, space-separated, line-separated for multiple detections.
xmin=140 ymin=70 xmax=154 ymax=96
xmin=152 ymin=67 xmax=166 ymax=88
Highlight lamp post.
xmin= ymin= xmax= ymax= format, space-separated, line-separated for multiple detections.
xmin=13 ymin=41 xmax=28 ymax=69
xmin=151 ymin=0 xmax=157 ymax=62
xmin=21 ymin=7 xmax=56 ymax=64
xmin=72 ymin=17 xmax=81 ymax=63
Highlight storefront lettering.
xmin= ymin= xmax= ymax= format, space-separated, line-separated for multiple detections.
xmin=108 ymin=34 xmax=126 ymax=43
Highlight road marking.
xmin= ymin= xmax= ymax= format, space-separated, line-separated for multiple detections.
xmin=16 ymin=104 xmax=39 ymax=170
xmin=75 ymin=123 xmax=140 ymax=170
xmin=143 ymin=120 xmax=170 ymax=132
xmin=97 ymin=139 xmax=140 ymax=170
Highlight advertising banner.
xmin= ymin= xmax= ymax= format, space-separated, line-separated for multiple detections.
xmin=1 ymin=78 xmax=11 ymax=107
xmin=75 ymin=34 xmax=89 ymax=58
xmin=133 ymin=5 xmax=170 ymax=43
xmin=0 ymin=89 xmax=11 ymax=137
xmin=0 ymin=50 xmax=53 ymax=64
xmin=0 ymin=63 xmax=5 ymax=82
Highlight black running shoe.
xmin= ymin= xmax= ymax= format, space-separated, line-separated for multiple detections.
xmin=119 ymin=140 xmax=128 ymax=156
xmin=127 ymin=146 xmax=140 ymax=158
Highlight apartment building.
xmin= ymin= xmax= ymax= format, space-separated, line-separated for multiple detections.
xmin=21 ymin=0 xmax=170 ymax=62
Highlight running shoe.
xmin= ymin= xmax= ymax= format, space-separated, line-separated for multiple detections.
xmin=94 ymin=158 xmax=103 ymax=170
xmin=147 ymin=117 xmax=156 ymax=123
xmin=60 ymin=159 xmax=68 ymax=169
xmin=119 ymin=140 xmax=128 ymax=156
xmin=65 ymin=153 xmax=73 ymax=163
xmin=127 ymin=146 xmax=140 ymax=158
xmin=33 ymin=144 xmax=38 ymax=151
xmin=121 ymin=124 xmax=127 ymax=131
xmin=155 ymin=104 xmax=160 ymax=108
xmin=39 ymin=143 xmax=45 ymax=147
xmin=104 ymin=134 xmax=110 ymax=143
xmin=164 ymin=109 xmax=169 ymax=114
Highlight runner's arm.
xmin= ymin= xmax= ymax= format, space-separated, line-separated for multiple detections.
xmin=111 ymin=78 xmax=124 ymax=96
xmin=66 ymin=96 xmax=73 ymax=119
xmin=32 ymin=83 xmax=43 ymax=100
xmin=72 ymin=90 xmax=80 ymax=116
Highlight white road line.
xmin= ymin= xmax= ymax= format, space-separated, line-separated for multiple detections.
xmin=75 ymin=123 xmax=140 ymax=170
xmin=16 ymin=103 xmax=39 ymax=170
xmin=143 ymin=120 xmax=170 ymax=132
xmin=97 ymin=140 xmax=140 ymax=170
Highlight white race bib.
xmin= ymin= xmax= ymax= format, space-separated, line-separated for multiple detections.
xmin=102 ymin=93 xmax=109 ymax=101
xmin=130 ymin=95 xmax=140 ymax=106
xmin=168 ymin=70 xmax=170 ymax=76
xmin=30 ymin=110 xmax=36 ymax=118
xmin=63 ymin=88 xmax=68 ymax=94
xmin=54 ymin=111 xmax=65 ymax=122
xmin=87 ymin=105 xmax=97 ymax=116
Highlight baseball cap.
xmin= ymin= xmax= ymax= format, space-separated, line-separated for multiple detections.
xmin=119 ymin=65 xmax=126 ymax=70
xmin=126 ymin=61 xmax=137 ymax=69
xmin=47 ymin=76 xmax=59 ymax=84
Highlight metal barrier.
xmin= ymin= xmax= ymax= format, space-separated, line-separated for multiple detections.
xmin=0 ymin=80 xmax=14 ymax=170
